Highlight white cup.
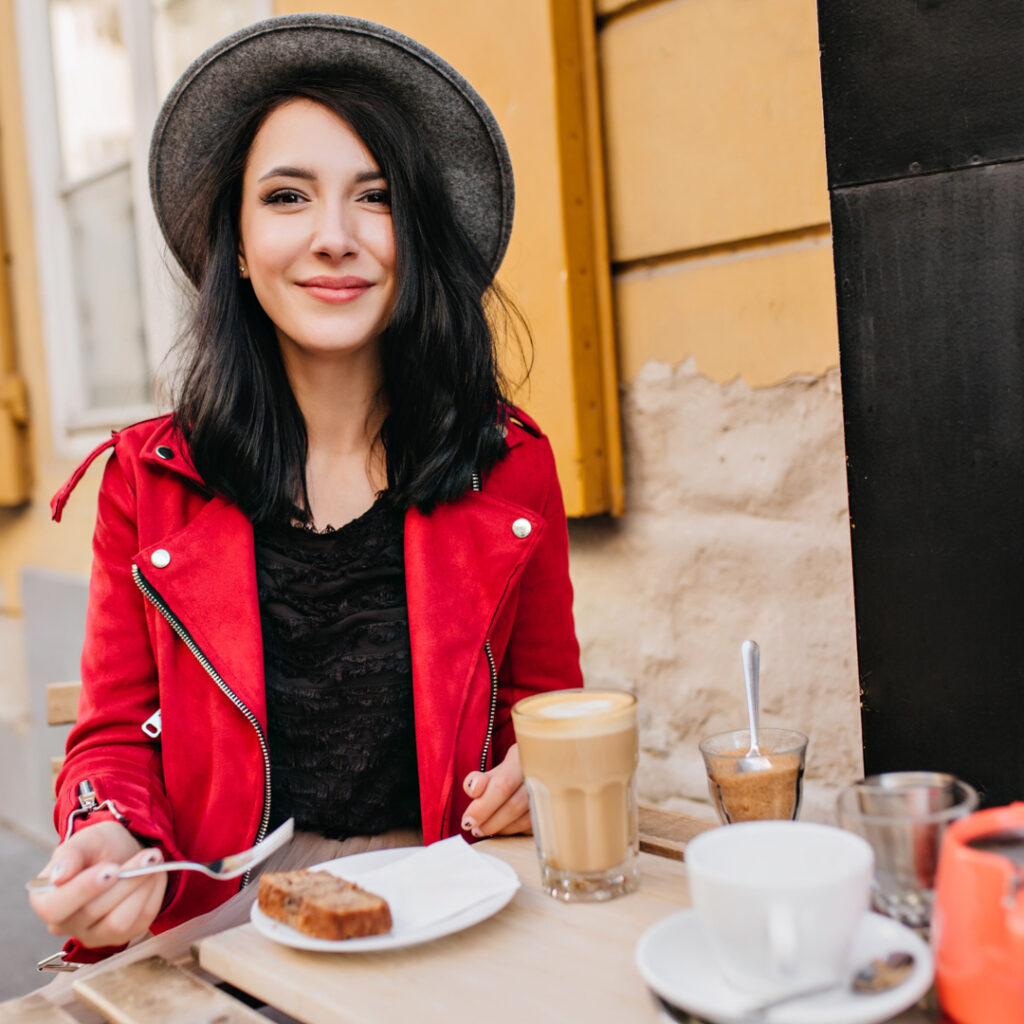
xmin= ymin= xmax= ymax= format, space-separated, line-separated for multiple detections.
xmin=685 ymin=821 xmax=874 ymax=999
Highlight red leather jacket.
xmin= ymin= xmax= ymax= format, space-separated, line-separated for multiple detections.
xmin=51 ymin=411 xmax=581 ymax=947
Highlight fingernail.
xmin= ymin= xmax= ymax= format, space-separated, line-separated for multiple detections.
xmin=98 ymin=867 xmax=116 ymax=885
xmin=47 ymin=863 xmax=64 ymax=882
xmin=462 ymin=818 xmax=475 ymax=832
xmin=142 ymin=850 xmax=162 ymax=867
xmin=465 ymin=776 xmax=477 ymax=795
xmin=471 ymin=827 xmax=483 ymax=838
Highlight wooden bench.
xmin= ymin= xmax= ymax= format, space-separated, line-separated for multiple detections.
xmin=45 ymin=680 xmax=81 ymax=796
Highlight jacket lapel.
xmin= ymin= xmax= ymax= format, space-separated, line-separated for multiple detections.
xmin=405 ymin=491 xmax=544 ymax=840
xmin=131 ymin=423 xmax=266 ymax=722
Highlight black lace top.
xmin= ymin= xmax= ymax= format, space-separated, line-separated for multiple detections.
xmin=254 ymin=498 xmax=420 ymax=839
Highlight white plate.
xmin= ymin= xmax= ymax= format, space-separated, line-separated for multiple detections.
xmin=250 ymin=845 xmax=519 ymax=952
xmin=636 ymin=909 xmax=933 ymax=1024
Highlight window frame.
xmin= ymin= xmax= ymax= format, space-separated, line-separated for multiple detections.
xmin=13 ymin=0 xmax=269 ymax=457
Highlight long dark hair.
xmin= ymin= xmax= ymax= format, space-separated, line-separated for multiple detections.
xmin=170 ymin=77 xmax=524 ymax=523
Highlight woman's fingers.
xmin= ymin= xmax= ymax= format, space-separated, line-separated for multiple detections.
xmin=33 ymin=845 xmax=165 ymax=947
xmin=474 ymin=784 xmax=531 ymax=837
xmin=30 ymin=823 xmax=143 ymax=929
xmin=494 ymin=810 xmax=532 ymax=836
xmin=77 ymin=868 xmax=165 ymax=948
xmin=33 ymin=820 xmax=144 ymax=890
xmin=32 ymin=862 xmax=121 ymax=934
xmin=462 ymin=770 xmax=488 ymax=799
xmin=461 ymin=744 xmax=532 ymax=837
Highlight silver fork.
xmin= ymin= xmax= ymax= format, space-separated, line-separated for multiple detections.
xmin=27 ymin=818 xmax=295 ymax=892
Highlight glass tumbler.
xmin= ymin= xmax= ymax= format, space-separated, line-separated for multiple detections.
xmin=836 ymin=771 xmax=979 ymax=931
xmin=699 ymin=728 xmax=808 ymax=824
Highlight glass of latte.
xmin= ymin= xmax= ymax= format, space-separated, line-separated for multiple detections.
xmin=512 ymin=688 xmax=639 ymax=901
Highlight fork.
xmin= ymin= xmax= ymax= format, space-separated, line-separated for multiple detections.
xmin=27 ymin=818 xmax=295 ymax=892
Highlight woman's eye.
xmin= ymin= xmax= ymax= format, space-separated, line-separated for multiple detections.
xmin=262 ymin=189 xmax=306 ymax=205
xmin=362 ymin=188 xmax=390 ymax=206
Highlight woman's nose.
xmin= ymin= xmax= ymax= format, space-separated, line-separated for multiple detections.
xmin=310 ymin=203 xmax=358 ymax=258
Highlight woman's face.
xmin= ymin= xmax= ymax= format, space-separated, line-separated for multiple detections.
xmin=238 ymin=98 xmax=397 ymax=364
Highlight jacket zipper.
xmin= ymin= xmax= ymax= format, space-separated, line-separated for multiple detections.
xmin=132 ymin=564 xmax=271 ymax=884
xmin=479 ymin=640 xmax=498 ymax=772
xmin=472 ymin=471 xmax=499 ymax=772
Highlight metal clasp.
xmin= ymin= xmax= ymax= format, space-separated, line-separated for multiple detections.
xmin=36 ymin=949 xmax=77 ymax=973
xmin=63 ymin=779 xmax=128 ymax=842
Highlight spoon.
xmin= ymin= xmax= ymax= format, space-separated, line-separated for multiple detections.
xmin=654 ymin=952 xmax=916 ymax=1023
xmin=737 ymin=640 xmax=771 ymax=772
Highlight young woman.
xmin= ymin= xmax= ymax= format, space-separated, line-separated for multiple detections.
xmin=31 ymin=14 xmax=581 ymax=964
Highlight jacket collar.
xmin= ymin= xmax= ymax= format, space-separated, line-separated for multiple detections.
xmin=137 ymin=412 xmax=530 ymax=491
xmin=138 ymin=418 xmax=208 ymax=490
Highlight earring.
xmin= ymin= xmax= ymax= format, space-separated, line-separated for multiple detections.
xmin=238 ymin=257 xmax=247 ymax=277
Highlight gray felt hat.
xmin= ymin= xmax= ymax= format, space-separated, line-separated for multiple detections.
xmin=149 ymin=13 xmax=514 ymax=286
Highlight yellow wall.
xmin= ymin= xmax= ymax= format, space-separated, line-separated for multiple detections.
xmin=598 ymin=0 xmax=838 ymax=384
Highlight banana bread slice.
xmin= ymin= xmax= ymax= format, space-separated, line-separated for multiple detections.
xmin=258 ymin=869 xmax=393 ymax=940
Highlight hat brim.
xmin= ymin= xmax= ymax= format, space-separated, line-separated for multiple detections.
xmin=149 ymin=13 xmax=514 ymax=285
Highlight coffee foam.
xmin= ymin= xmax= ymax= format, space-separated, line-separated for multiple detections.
xmin=513 ymin=690 xmax=635 ymax=736
xmin=539 ymin=698 xmax=618 ymax=719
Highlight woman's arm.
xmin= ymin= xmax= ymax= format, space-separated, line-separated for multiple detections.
xmin=40 ymin=446 xmax=183 ymax=955
xmin=55 ymin=448 xmax=179 ymax=851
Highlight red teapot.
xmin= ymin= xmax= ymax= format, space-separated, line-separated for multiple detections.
xmin=933 ymin=802 xmax=1024 ymax=1024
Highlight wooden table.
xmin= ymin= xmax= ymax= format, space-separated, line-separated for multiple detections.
xmin=197 ymin=837 xmax=692 ymax=1023
xmin=1 ymin=833 xmax=944 ymax=1023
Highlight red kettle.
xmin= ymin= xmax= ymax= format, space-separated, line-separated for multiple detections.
xmin=933 ymin=802 xmax=1024 ymax=1024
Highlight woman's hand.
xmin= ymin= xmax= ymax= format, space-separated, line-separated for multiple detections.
xmin=29 ymin=820 xmax=167 ymax=949
xmin=461 ymin=743 xmax=532 ymax=837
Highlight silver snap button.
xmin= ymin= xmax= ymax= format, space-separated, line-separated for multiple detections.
xmin=151 ymin=549 xmax=171 ymax=568
xmin=512 ymin=518 xmax=532 ymax=539
xmin=155 ymin=445 xmax=174 ymax=460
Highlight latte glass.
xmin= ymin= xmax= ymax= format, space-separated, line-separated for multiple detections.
xmin=512 ymin=689 xmax=639 ymax=901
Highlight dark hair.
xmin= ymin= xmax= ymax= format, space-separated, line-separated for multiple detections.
xmin=170 ymin=77 xmax=525 ymax=523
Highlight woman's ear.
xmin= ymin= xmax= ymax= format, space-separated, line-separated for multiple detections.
xmin=237 ymin=248 xmax=248 ymax=279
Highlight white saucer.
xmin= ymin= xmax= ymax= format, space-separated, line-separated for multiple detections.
xmin=635 ymin=909 xmax=933 ymax=1024
xmin=250 ymin=846 xmax=519 ymax=953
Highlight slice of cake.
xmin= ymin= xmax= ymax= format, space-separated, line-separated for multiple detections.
xmin=258 ymin=869 xmax=393 ymax=940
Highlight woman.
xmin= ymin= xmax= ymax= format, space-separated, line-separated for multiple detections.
xmin=31 ymin=14 xmax=581 ymax=964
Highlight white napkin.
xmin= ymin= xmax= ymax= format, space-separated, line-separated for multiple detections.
xmin=327 ymin=836 xmax=520 ymax=932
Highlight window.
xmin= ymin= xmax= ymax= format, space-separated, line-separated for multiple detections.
xmin=16 ymin=0 xmax=271 ymax=455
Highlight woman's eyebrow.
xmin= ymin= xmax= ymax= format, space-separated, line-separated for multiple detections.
xmin=257 ymin=165 xmax=386 ymax=183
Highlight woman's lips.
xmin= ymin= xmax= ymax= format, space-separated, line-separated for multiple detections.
xmin=298 ymin=276 xmax=372 ymax=303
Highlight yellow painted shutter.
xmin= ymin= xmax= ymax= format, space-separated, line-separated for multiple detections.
xmin=0 ymin=153 xmax=29 ymax=507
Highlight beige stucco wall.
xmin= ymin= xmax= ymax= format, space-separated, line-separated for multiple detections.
xmin=570 ymin=363 xmax=861 ymax=820
xmin=580 ymin=0 xmax=863 ymax=820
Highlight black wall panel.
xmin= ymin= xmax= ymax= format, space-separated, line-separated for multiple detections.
xmin=832 ymin=166 xmax=1024 ymax=804
xmin=820 ymin=1 xmax=1024 ymax=805
xmin=819 ymin=0 xmax=1024 ymax=187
